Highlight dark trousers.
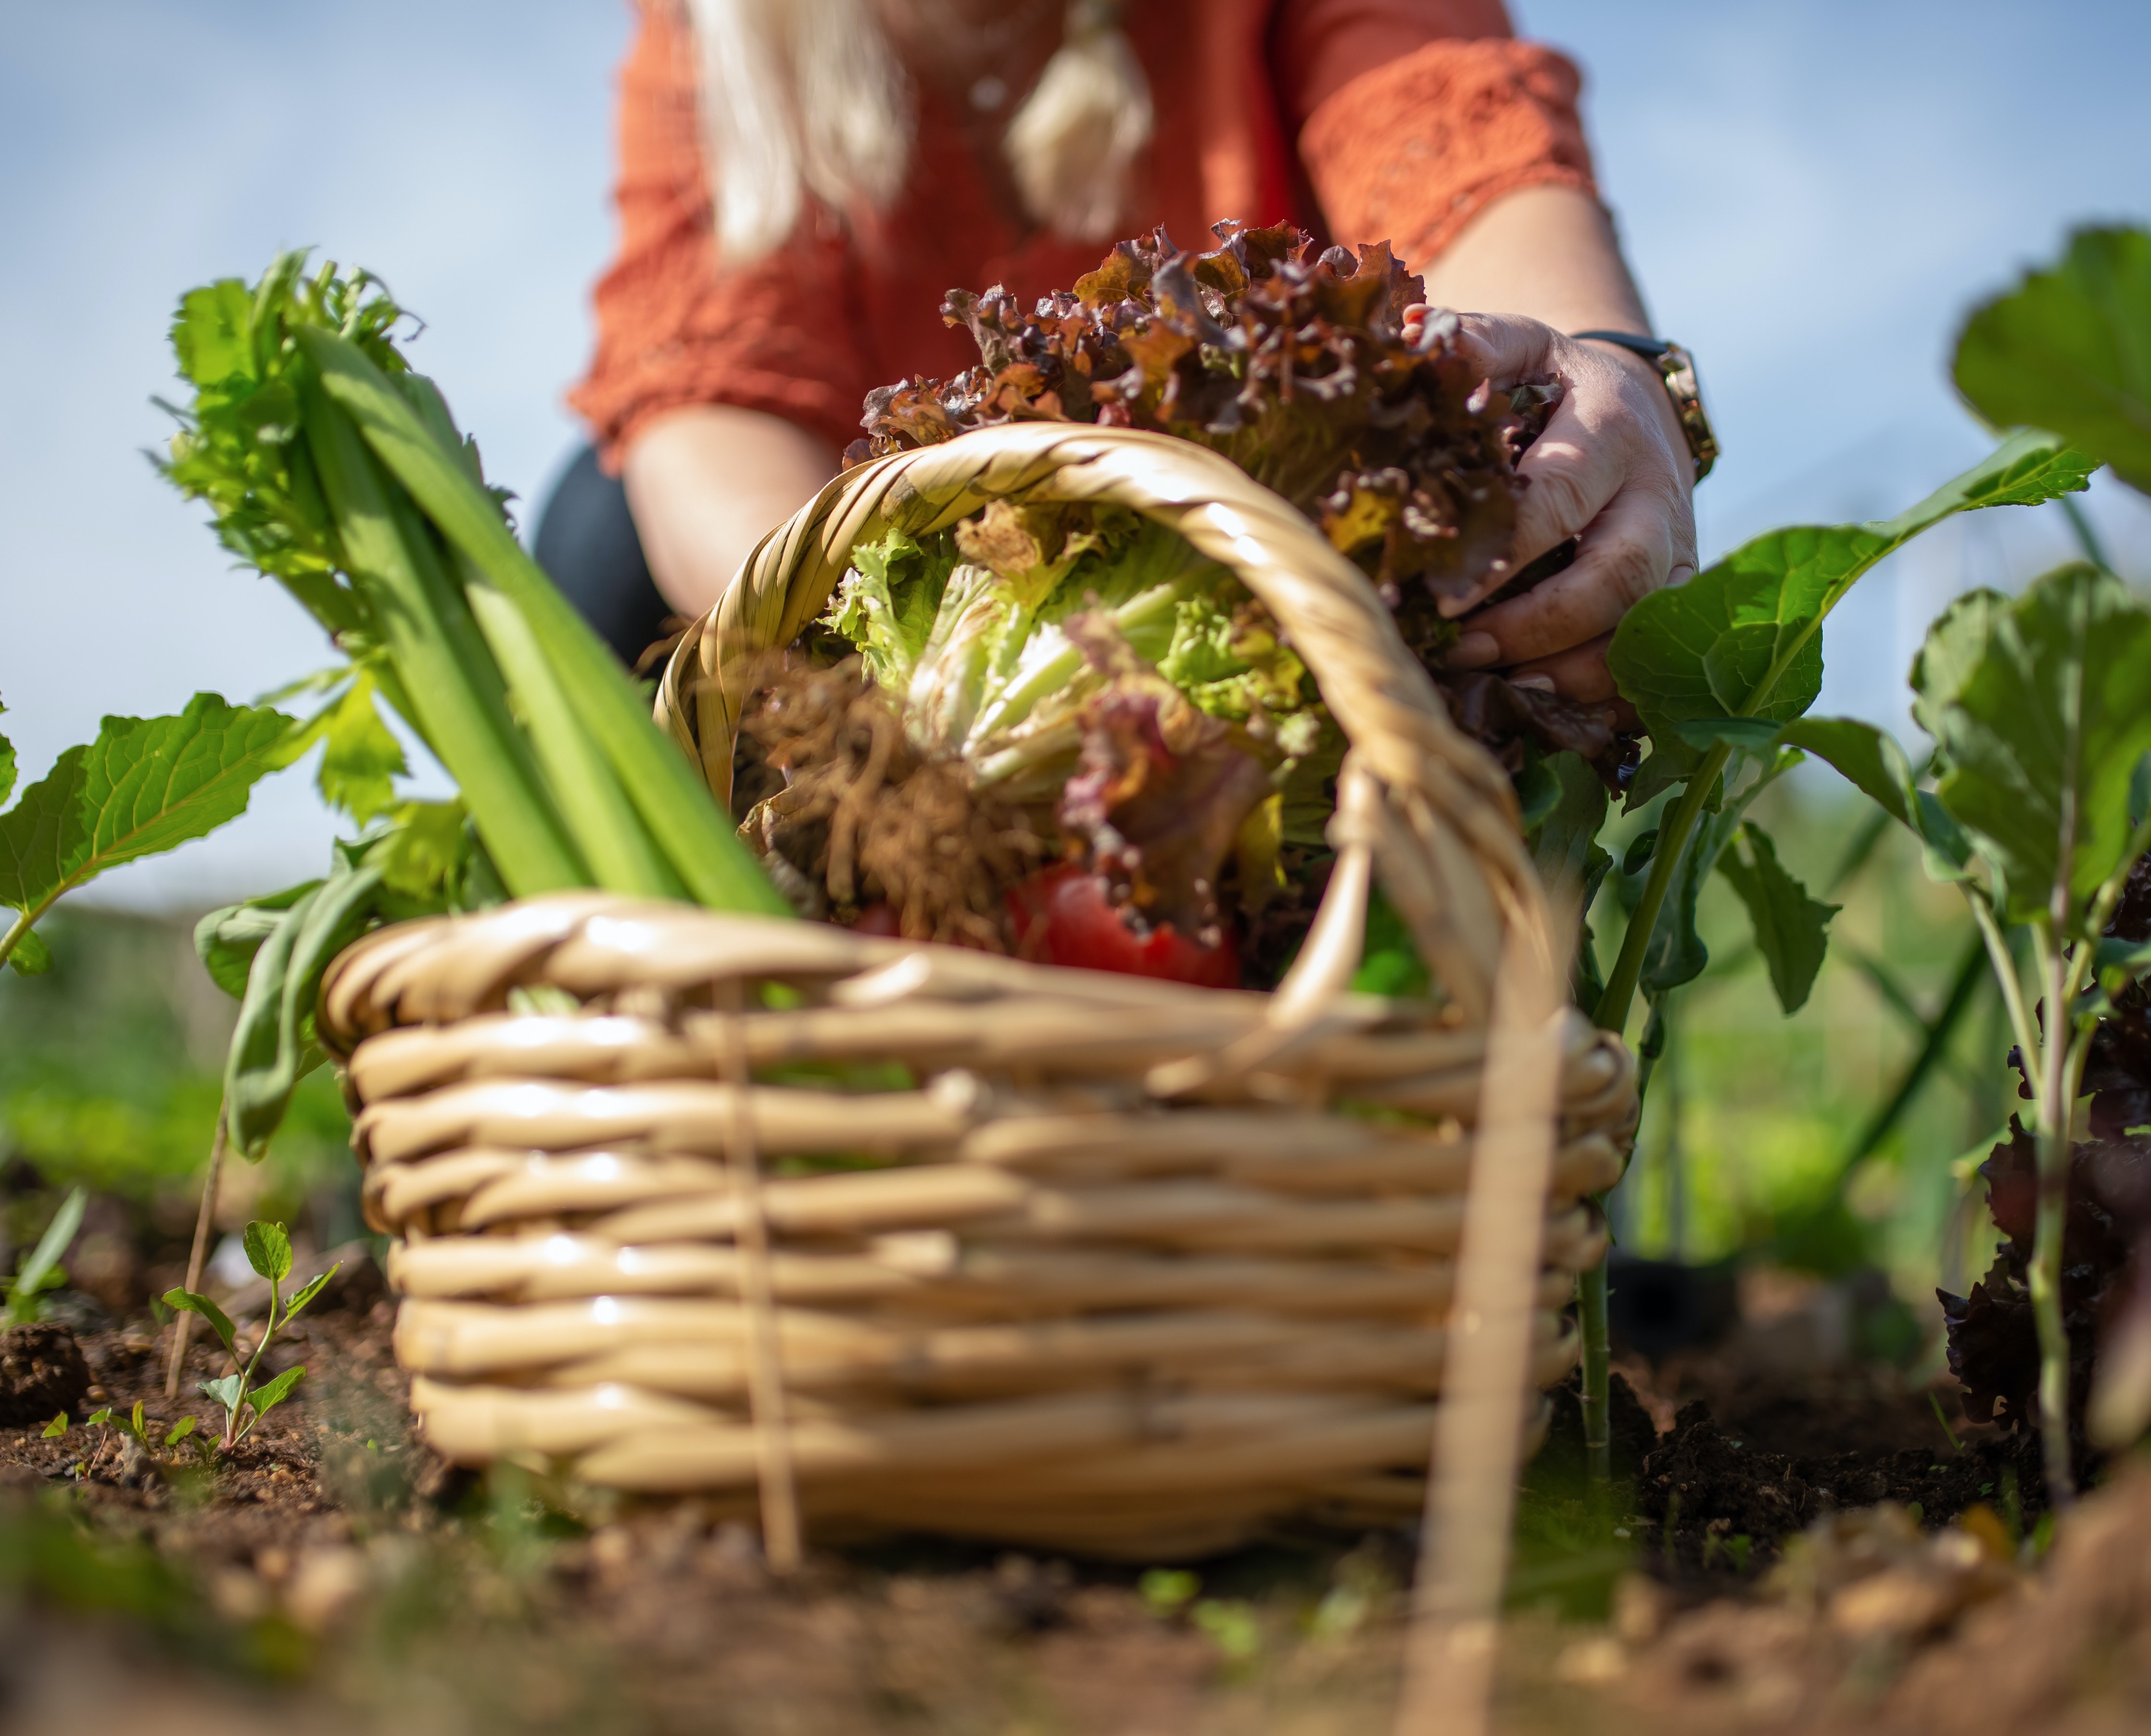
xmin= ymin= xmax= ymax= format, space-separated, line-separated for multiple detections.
xmin=531 ymin=446 xmax=674 ymax=670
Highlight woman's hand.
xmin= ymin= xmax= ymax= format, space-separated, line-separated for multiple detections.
xmin=1403 ymin=307 xmax=1698 ymax=706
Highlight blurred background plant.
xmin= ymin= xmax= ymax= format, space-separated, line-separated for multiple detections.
xmin=0 ymin=907 xmax=360 ymax=1317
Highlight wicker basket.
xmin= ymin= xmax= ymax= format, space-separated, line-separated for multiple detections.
xmin=318 ymin=424 xmax=1636 ymax=1559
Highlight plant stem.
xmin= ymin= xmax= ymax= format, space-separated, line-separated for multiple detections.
xmin=1578 ymin=751 xmax=1726 ymax=1482
xmin=2030 ymin=929 xmax=2092 ymax=1508
xmin=165 ymin=1114 xmax=227 ymax=1402
xmin=1595 ymin=743 xmax=1729 ymax=1039
xmin=1578 ymin=1259 xmax=1612 ymax=1482
xmin=0 ymin=906 xmax=31 ymax=973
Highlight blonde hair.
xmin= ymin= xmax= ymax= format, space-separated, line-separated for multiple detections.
xmin=683 ymin=0 xmax=1153 ymax=263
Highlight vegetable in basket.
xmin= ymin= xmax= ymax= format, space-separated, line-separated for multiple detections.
xmin=157 ymin=254 xmax=786 ymax=1156
xmin=737 ymin=220 xmax=1631 ymax=985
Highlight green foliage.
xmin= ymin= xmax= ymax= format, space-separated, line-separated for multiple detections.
xmin=3 ymin=1186 xmax=86 ymax=1326
xmin=0 ymin=908 xmax=355 ymax=1218
xmin=1715 ymin=824 xmax=1839 ymax=1015
xmin=283 ymin=668 xmax=406 ymax=826
xmin=0 ymin=694 xmax=291 ymax=974
xmin=1608 ymin=432 xmax=2095 ymax=791
xmin=1351 ymin=888 xmax=1431 ymax=998
xmin=165 ymin=1218 xmax=338 ymax=1452
xmin=1911 ymin=567 xmax=2151 ymax=930
xmin=1955 ymin=226 xmax=2151 ymax=493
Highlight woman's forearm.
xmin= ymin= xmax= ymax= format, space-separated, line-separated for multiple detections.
xmin=1417 ymin=184 xmax=1649 ymax=340
xmin=622 ymin=405 xmax=839 ymax=619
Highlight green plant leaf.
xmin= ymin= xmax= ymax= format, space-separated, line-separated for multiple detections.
xmin=198 ymin=1373 xmax=245 ymax=1414
xmin=1609 ymin=433 xmax=2097 ymax=762
xmin=374 ymin=800 xmax=468 ymax=902
xmin=243 ymin=1221 xmax=293 ymax=1284
xmin=164 ymin=1415 xmax=198 ymax=1447
xmin=164 ymin=1287 xmax=237 ymax=1355
xmin=5 ymin=925 xmax=51 ymax=977
xmin=1717 ymin=822 xmax=1840 ymax=1014
xmin=222 ymin=851 xmax=386 ymax=1158
xmin=284 ymin=1263 xmax=341 ymax=1323
xmin=0 ymin=695 xmax=292 ymax=950
xmin=1778 ymin=716 xmax=1974 ymax=880
xmin=285 ymin=669 xmax=406 ymax=825
xmin=8 ymin=1187 xmax=86 ymax=1323
xmin=193 ymin=877 xmax=321 ymax=1001
xmin=245 ymin=1364 xmax=305 ymax=1427
xmin=1912 ymin=564 xmax=2151 ymax=930
xmin=1955 ymin=226 xmax=2151 ymax=494
xmin=0 ymin=710 xmax=15 ymax=810
xmin=41 ymin=1413 xmax=66 ymax=1439
xmin=1526 ymin=751 xmax=1611 ymax=904
xmin=87 ymin=1408 xmax=111 ymax=1428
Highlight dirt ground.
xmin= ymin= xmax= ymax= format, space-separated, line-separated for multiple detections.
xmin=4 ymin=1275 xmax=2151 ymax=1736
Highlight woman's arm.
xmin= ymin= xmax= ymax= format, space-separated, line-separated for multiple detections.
xmin=1413 ymin=183 xmax=1698 ymax=705
xmin=621 ymin=405 xmax=839 ymax=619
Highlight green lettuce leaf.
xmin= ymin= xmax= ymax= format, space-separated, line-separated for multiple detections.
xmin=1954 ymin=225 xmax=2151 ymax=494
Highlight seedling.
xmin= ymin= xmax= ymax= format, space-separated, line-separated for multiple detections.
xmin=4 ymin=1187 xmax=87 ymax=1325
xmin=163 ymin=1220 xmax=339 ymax=1453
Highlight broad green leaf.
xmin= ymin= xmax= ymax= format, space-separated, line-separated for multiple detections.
xmin=246 ymin=1364 xmax=305 ymax=1424
xmin=199 ymin=1372 xmax=246 ymax=1413
xmin=1717 ymin=823 xmax=1839 ymax=1014
xmin=286 ymin=670 xmax=406 ymax=825
xmin=194 ymin=878 xmax=321 ymax=1001
xmin=41 ymin=1414 xmax=66 ymax=1439
xmin=243 ymin=1220 xmax=293 ymax=1284
xmin=1673 ymin=717 xmax=1784 ymax=756
xmin=1609 ymin=432 xmax=2096 ymax=760
xmin=164 ymin=1416 xmax=199 ymax=1447
xmin=1913 ymin=563 xmax=2151 ymax=930
xmin=1778 ymin=716 xmax=1972 ymax=879
xmin=1955 ymin=226 xmax=2151 ymax=494
xmin=6 ymin=926 xmax=52 ymax=977
xmin=0 ymin=694 xmax=292 ymax=934
xmin=1778 ymin=718 xmax=1915 ymax=829
xmin=87 ymin=1408 xmax=112 ymax=1428
xmin=164 ymin=1287 xmax=237 ymax=1354
xmin=285 ymin=1263 xmax=341 ymax=1322
xmin=0 ymin=709 xmax=15 ymax=809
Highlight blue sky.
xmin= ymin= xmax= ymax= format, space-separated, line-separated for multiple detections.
xmin=3 ymin=0 xmax=2147 ymax=908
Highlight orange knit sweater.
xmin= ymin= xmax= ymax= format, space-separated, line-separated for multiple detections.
xmin=571 ymin=0 xmax=1596 ymax=463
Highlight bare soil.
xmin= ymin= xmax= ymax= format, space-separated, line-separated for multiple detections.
xmin=4 ymin=1286 xmax=2151 ymax=1736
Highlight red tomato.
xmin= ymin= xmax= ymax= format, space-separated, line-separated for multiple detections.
xmin=1005 ymin=864 xmax=1240 ymax=988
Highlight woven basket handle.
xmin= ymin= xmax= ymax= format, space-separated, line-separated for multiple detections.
xmin=656 ymin=422 xmax=1545 ymax=1024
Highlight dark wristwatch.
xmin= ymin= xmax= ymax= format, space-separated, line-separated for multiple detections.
xmin=1570 ymin=330 xmax=1721 ymax=482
